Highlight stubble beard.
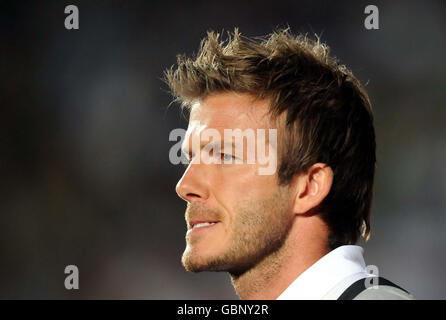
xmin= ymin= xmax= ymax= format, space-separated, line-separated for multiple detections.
xmin=181 ymin=187 xmax=292 ymax=277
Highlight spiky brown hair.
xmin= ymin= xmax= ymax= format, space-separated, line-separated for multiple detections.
xmin=165 ymin=28 xmax=376 ymax=248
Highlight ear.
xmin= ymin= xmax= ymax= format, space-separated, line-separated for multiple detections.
xmin=291 ymin=163 xmax=333 ymax=215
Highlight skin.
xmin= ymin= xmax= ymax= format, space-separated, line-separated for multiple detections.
xmin=176 ymin=92 xmax=334 ymax=299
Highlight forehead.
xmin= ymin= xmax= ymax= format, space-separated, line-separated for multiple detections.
xmin=188 ymin=92 xmax=272 ymax=131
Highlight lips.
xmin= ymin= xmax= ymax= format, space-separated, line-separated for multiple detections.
xmin=186 ymin=220 xmax=221 ymax=236
xmin=188 ymin=220 xmax=219 ymax=230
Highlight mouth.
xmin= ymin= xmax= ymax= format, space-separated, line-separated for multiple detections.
xmin=187 ymin=220 xmax=220 ymax=235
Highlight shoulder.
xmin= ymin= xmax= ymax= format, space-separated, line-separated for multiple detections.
xmin=338 ymin=276 xmax=415 ymax=300
xmin=354 ymin=285 xmax=414 ymax=300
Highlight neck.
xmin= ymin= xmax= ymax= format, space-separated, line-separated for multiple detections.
xmin=230 ymin=215 xmax=330 ymax=300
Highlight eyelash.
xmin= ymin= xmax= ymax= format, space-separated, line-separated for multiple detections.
xmin=221 ymin=153 xmax=235 ymax=161
xmin=182 ymin=152 xmax=235 ymax=166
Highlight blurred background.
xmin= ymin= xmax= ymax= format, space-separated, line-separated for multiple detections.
xmin=0 ymin=0 xmax=445 ymax=299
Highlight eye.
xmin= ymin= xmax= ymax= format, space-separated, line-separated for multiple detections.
xmin=221 ymin=153 xmax=235 ymax=162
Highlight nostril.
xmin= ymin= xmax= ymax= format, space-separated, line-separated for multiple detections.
xmin=186 ymin=192 xmax=201 ymax=199
xmin=175 ymin=183 xmax=202 ymax=202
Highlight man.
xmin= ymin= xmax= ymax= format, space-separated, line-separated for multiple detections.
xmin=165 ymin=28 xmax=413 ymax=300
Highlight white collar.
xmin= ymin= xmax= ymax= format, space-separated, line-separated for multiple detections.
xmin=276 ymin=245 xmax=371 ymax=300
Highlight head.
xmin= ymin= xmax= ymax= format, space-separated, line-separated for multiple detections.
xmin=165 ymin=28 xmax=376 ymax=275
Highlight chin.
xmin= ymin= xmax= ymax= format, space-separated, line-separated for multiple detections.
xmin=181 ymin=251 xmax=210 ymax=272
xmin=181 ymin=246 xmax=226 ymax=273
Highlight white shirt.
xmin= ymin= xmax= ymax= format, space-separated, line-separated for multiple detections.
xmin=277 ymin=245 xmax=374 ymax=300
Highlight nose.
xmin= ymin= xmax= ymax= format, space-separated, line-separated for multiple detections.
xmin=175 ymin=162 xmax=209 ymax=203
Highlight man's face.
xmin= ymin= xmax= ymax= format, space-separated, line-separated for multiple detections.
xmin=176 ymin=92 xmax=293 ymax=275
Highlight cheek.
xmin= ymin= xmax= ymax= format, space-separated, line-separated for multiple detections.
xmin=212 ymin=168 xmax=281 ymax=213
xmin=211 ymin=168 xmax=254 ymax=216
xmin=211 ymin=167 xmax=280 ymax=231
